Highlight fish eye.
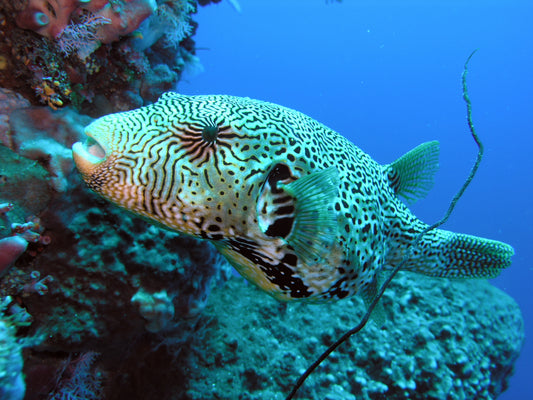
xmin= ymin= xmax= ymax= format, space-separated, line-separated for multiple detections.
xmin=201 ymin=124 xmax=219 ymax=144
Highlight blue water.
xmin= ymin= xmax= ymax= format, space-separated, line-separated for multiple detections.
xmin=181 ymin=1 xmax=533 ymax=398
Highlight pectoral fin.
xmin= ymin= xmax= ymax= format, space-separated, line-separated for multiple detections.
xmin=280 ymin=167 xmax=339 ymax=266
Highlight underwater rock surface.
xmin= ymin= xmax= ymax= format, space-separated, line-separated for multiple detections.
xmin=180 ymin=273 xmax=523 ymax=400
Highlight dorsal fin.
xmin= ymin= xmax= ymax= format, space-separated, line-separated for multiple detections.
xmin=385 ymin=141 xmax=440 ymax=204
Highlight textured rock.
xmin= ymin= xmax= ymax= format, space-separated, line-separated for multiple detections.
xmin=0 ymin=88 xmax=31 ymax=150
xmin=179 ymin=273 xmax=524 ymax=400
xmin=8 ymin=106 xmax=91 ymax=192
xmin=0 ymin=145 xmax=52 ymax=223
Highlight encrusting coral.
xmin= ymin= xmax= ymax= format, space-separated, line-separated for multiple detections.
xmin=177 ymin=274 xmax=524 ymax=400
xmin=131 ymin=288 xmax=175 ymax=332
xmin=1 ymin=103 xmax=92 ymax=193
xmin=14 ymin=0 xmax=157 ymax=43
xmin=0 ymin=0 xmax=199 ymax=113
xmin=0 ymin=203 xmax=49 ymax=276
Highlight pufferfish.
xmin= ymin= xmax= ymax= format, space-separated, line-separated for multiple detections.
xmin=72 ymin=93 xmax=513 ymax=306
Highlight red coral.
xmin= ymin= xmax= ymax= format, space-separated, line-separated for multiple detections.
xmin=15 ymin=0 xmax=79 ymax=39
xmin=0 ymin=236 xmax=28 ymax=275
xmin=15 ymin=0 xmax=156 ymax=43
xmin=0 ymin=204 xmax=50 ymax=275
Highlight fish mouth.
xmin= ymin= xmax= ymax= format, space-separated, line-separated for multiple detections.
xmin=72 ymin=127 xmax=107 ymax=174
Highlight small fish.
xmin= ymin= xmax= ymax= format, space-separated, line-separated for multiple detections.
xmin=72 ymin=93 xmax=513 ymax=306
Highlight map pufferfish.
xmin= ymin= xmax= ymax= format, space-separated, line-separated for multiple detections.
xmin=72 ymin=93 xmax=513 ymax=306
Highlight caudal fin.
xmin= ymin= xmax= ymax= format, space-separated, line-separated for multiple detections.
xmin=389 ymin=229 xmax=514 ymax=279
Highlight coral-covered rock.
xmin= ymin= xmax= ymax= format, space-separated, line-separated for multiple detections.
xmin=7 ymin=106 xmax=92 ymax=192
xmin=177 ymin=274 xmax=524 ymax=400
xmin=0 ymin=88 xmax=31 ymax=149
xmin=17 ymin=171 xmax=231 ymax=351
xmin=0 ymin=146 xmax=52 ymax=219
xmin=0 ymin=0 xmax=198 ymax=112
xmin=14 ymin=0 xmax=156 ymax=41
xmin=47 ymin=270 xmax=519 ymax=399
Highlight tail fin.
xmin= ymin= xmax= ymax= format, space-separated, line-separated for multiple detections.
xmin=388 ymin=229 xmax=514 ymax=279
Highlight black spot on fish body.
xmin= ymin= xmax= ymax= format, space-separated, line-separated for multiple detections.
xmin=265 ymin=217 xmax=294 ymax=238
xmin=281 ymin=253 xmax=298 ymax=267
xmin=228 ymin=238 xmax=311 ymax=298
xmin=266 ymin=163 xmax=292 ymax=189
xmin=327 ymin=277 xmax=350 ymax=299
xmin=275 ymin=205 xmax=295 ymax=215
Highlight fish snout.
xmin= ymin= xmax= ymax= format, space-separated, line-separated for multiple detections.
xmin=72 ymin=124 xmax=108 ymax=176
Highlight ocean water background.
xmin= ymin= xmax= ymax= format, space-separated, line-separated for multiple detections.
xmin=180 ymin=1 xmax=532 ymax=399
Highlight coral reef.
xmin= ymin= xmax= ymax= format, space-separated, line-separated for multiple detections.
xmin=131 ymin=288 xmax=176 ymax=332
xmin=179 ymin=274 xmax=524 ymax=400
xmin=3 ymin=104 xmax=92 ymax=192
xmin=0 ymin=164 xmax=232 ymax=397
xmin=32 ymin=177 xmax=230 ymax=343
xmin=0 ymin=0 xmax=198 ymax=114
xmin=11 ymin=173 xmax=232 ymax=397
xmin=17 ymin=268 xmax=519 ymax=399
xmin=14 ymin=0 xmax=156 ymax=43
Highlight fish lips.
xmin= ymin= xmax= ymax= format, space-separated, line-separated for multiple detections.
xmin=72 ymin=128 xmax=107 ymax=175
